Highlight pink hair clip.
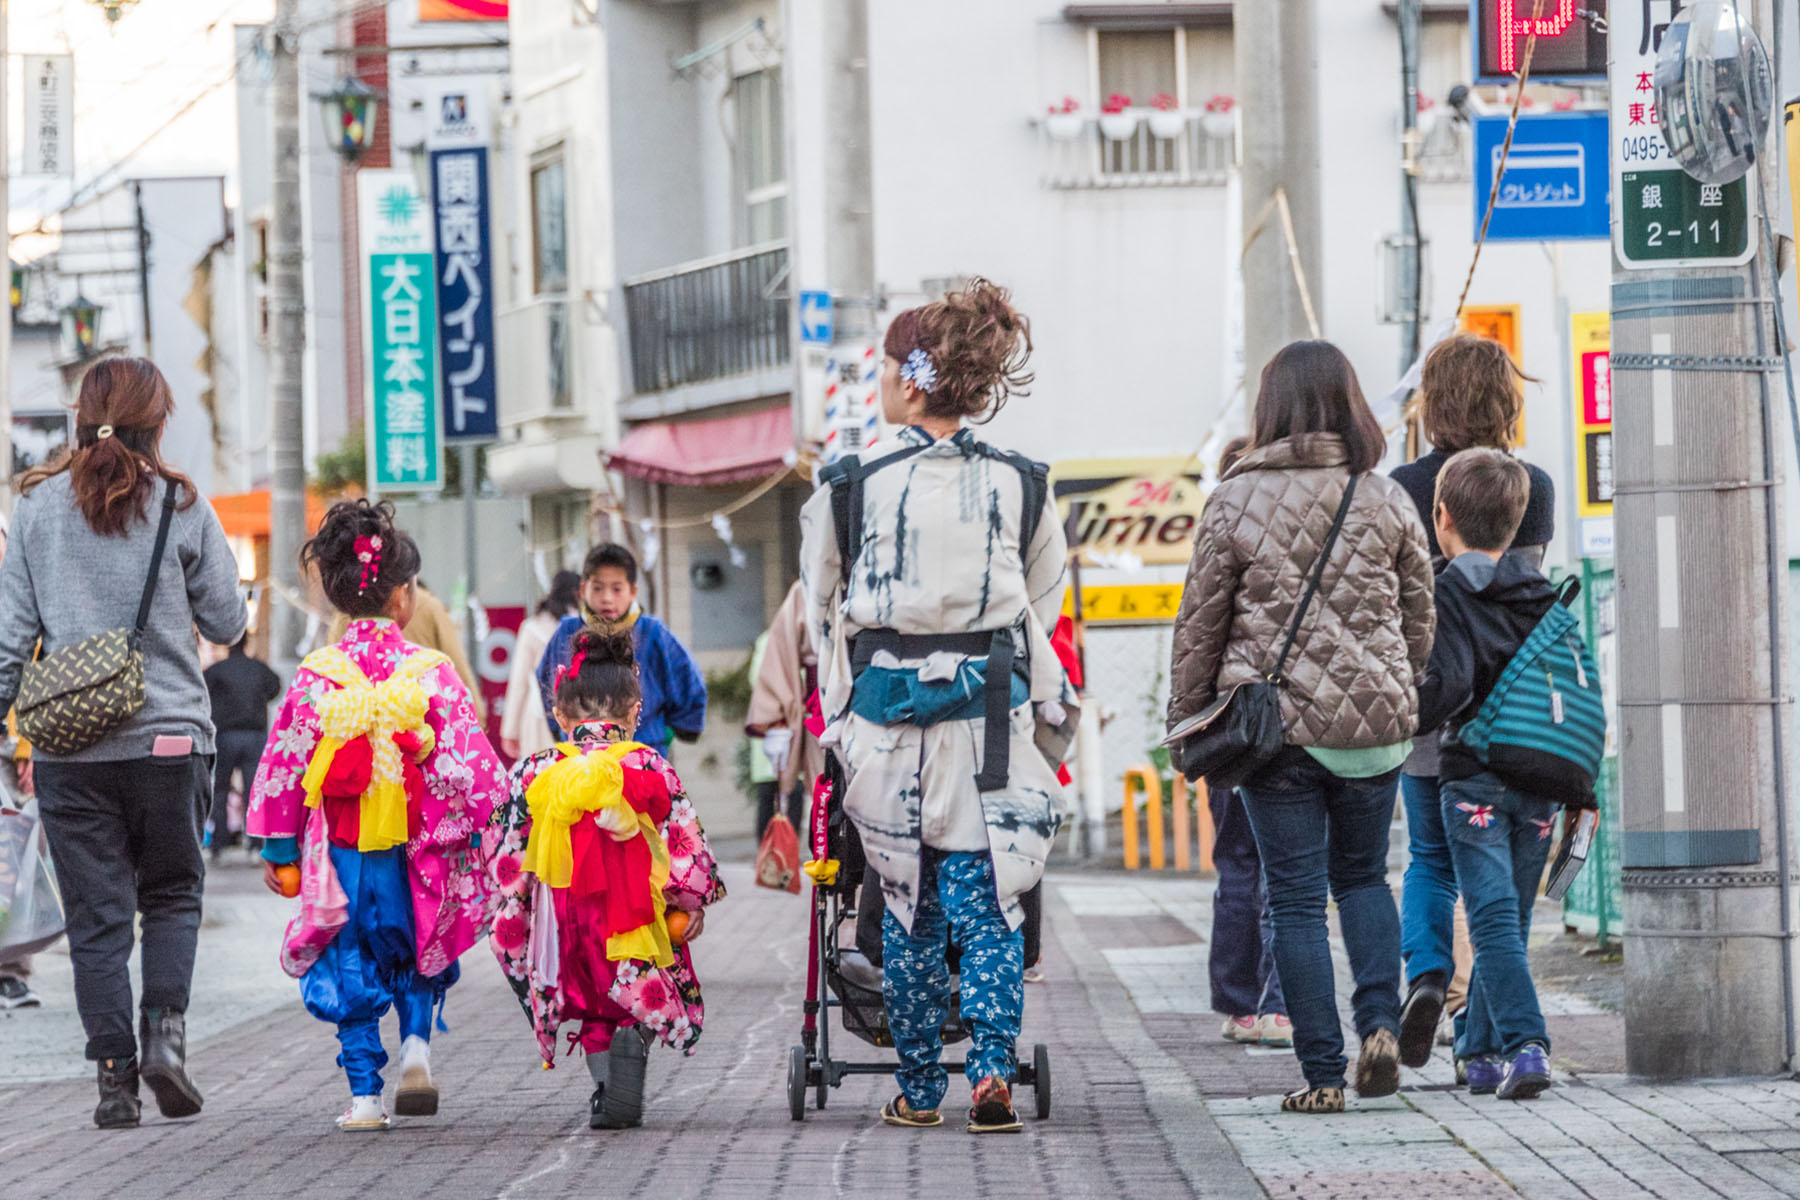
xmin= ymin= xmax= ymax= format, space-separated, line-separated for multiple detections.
xmin=354 ymin=534 xmax=384 ymax=593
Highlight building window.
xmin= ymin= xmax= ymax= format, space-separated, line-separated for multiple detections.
xmin=1096 ymin=27 xmax=1235 ymax=109
xmin=1418 ymin=20 xmax=1472 ymax=181
xmin=1059 ymin=26 xmax=1235 ymax=186
xmin=736 ymin=69 xmax=787 ymax=246
xmin=530 ymin=155 xmax=568 ymax=296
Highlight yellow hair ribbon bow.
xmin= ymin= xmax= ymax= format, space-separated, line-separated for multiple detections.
xmin=298 ymin=647 xmax=445 ymax=853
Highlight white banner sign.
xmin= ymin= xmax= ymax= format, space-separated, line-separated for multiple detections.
xmin=23 ymin=55 xmax=73 ymax=177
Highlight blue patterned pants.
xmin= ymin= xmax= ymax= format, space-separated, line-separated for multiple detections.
xmin=882 ymin=849 xmax=1024 ymax=1112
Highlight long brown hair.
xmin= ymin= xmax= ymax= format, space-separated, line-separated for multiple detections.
xmin=17 ymin=356 xmax=196 ymax=536
xmin=1251 ymin=340 xmax=1386 ymax=473
xmin=1418 ymin=334 xmax=1533 ymax=452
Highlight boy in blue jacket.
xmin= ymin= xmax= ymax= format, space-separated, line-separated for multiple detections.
xmin=535 ymin=544 xmax=707 ymax=754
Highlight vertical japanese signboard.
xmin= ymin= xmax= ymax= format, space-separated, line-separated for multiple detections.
xmin=1571 ymin=311 xmax=1613 ymax=556
xmin=427 ymin=87 xmax=499 ymax=442
xmin=358 ymin=170 xmax=444 ymax=492
xmin=22 ymin=54 xmax=72 ymax=177
xmin=1612 ymin=0 xmax=1754 ymax=268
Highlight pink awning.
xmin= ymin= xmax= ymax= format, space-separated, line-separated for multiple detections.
xmin=607 ymin=404 xmax=794 ymax=487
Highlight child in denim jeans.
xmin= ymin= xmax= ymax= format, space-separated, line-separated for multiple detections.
xmin=1414 ymin=449 xmax=1561 ymax=1101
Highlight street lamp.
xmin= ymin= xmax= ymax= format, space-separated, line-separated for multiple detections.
xmin=318 ymin=77 xmax=380 ymax=163
xmin=61 ymin=294 xmax=101 ymax=358
xmin=85 ymin=0 xmax=140 ymax=21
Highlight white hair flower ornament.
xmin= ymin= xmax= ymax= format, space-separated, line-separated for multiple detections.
xmin=900 ymin=348 xmax=939 ymax=394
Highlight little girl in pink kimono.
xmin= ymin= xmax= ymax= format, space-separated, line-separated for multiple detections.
xmin=486 ymin=629 xmax=725 ymax=1130
xmin=247 ymin=501 xmax=506 ymax=1132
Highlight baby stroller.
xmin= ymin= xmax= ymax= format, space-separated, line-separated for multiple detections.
xmin=787 ymin=751 xmax=1050 ymax=1121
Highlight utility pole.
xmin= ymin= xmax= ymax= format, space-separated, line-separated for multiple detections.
xmin=1612 ymin=2 xmax=1796 ymax=1077
xmin=268 ymin=0 xmax=307 ymax=675
xmin=1 ymin=0 xmax=12 ymax=519
xmin=821 ymin=0 xmax=876 ymax=348
xmin=1235 ymin=0 xmax=1324 ymax=385
xmin=1396 ymin=0 xmax=1423 ymax=382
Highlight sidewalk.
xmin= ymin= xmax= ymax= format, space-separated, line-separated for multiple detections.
xmin=1063 ymin=872 xmax=1800 ymax=1198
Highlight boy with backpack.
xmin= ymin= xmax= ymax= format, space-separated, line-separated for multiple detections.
xmin=1415 ymin=449 xmax=1605 ymax=1102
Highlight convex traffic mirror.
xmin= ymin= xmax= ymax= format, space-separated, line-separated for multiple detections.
xmin=1655 ymin=0 xmax=1773 ymax=184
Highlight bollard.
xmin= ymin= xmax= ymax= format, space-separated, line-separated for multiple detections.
xmin=1121 ymin=766 xmax=1166 ymax=870
xmin=1171 ymin=776 xmax=1191 ymax=872
xmin=1194 ymin=777 xmax=1215 ymax=873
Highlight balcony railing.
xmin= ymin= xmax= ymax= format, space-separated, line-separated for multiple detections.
xmin=497 ymin=295 xmax=573 ymax=419
xmin=1038 ymin=110 xmax=1234 ymax=189
xmin=623 ymin=242 xmax=790 ymax=395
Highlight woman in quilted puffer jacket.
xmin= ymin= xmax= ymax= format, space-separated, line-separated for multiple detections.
xmin=1168 ymin=340 xmax=1434 ymax=1115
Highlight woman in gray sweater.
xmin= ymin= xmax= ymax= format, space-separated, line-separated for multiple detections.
xmin=0 ymin=357 xmax=246 ymax=1130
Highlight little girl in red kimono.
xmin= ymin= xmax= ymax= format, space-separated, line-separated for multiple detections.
xmin=248 ymin=501 xmax=505 ymax=1132
xmin=486 ymin=629 xmax=725 ymax=1129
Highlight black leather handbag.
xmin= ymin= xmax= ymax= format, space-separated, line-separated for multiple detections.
xmin=1168 ymin=474 xmax=1360 ymax=790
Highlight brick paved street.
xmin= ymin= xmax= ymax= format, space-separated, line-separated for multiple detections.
xmin=7 ymin=858 xmax=1800 ymax=1198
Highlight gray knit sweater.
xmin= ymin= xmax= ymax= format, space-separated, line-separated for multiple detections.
xmin=0 ymin=473 xmax=248 ymax=761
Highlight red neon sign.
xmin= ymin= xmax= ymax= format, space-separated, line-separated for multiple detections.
xmin=1495 ymin=0 xmax=1579 ymax=72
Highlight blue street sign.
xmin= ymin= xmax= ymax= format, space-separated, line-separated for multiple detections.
xmin=1472 ymin=111 xmax=1610 ymax=242
xmin=429 ymin=145 xmax=499 ymax=441
xmin=799 ymin=290 xmax=833 ymax=344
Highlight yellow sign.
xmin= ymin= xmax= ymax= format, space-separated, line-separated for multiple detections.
xmin=1052 ymin=457 xmax=1205 ymax=566
xmin=1459 ymin=304 xmax=1526 ymax=446
xmin=1061 ymin=583 xmax=1185 ymax=625
xmin=1571 ymin=312 xmax=1612 ymax=520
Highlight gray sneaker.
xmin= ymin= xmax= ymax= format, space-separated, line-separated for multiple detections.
xmin=0 ymin=976 xmax=40 ymax=1009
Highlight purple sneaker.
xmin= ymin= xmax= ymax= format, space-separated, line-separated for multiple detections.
xmin=1498 ymin=1044 xmax=1552 ymax=1100
xmin=1464 ymin=1055 xmax=1504 ymax=1095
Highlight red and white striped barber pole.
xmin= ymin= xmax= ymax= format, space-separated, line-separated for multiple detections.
xmin=821 ymin=345 xmax=880 ymax=466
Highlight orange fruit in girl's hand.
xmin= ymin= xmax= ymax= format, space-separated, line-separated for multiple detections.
xmin=665 ymin=910 xmax=690 ymax=945
xmin=275 ymin=864 xmax=301 ymax=898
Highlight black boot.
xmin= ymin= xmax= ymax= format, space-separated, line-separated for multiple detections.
xmin=95 ymin=1055 xmax=141 ymax=1130
xmin=139 ymin=1009 xmax=203 ymax=1119
xmin=594 ymin=1030 xmax=649 ymax=1129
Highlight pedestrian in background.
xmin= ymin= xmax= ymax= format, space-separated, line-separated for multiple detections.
xmin=202 ymin=634 xmax=281 ymax=862
xmin=536 ymin=544 xmax=708 ymax=757
xmin=249 ymin=500 xmax=506 ymax=1132
xmin=0 ymin=357 xmax=246 ymax=1129
xmin=802 ymin=278 xmax=1074 ymax=1134
xmin=1389 ymin=334 xmax=1555 ymax=1071
xmin=500 ymin=569 xmax=580 ymax=760
xmin=0 ymin=516 xmax=44 ymax=1012
xmin=1168 ymin=340 xmax=1434 ymax=1114
xmin=745 ymin=579 xmax=821 ymax=837
xmin=1413 ymin=449 xmax=1563 ymax=1100
xmin=1203 ymin=437 xmax=1289 ymax=1050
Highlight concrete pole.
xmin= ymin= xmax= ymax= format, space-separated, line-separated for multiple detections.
xmin=821 ymin=0 xmax=876 ymax=344
xmin=1614 ymin=2 xmax=1797 ymax=1077
xmin=1234 ymin=0 xmax=1324 ymax=387
xmin=268 ymin=0 xmax=307 ymax=675
xmin=1 ymin=0 xmax=12 ymax=520
xmin=1396 ymin=0 xmax=1423 ymax=381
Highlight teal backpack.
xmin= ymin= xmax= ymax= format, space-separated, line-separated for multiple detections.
xmin=1456 ymin=580 xmax=1606 ymax=808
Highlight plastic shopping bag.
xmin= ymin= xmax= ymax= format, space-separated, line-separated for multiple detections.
xmin=0 ymin=797 xmax=66 ymax=958
xmin=755 ymin=813 xmax=802 ymax=894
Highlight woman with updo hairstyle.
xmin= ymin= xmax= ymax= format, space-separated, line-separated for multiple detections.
xmin=800 ymin=278 xmax=1076 ymax=1133
xmin=484 ymin=627 xmax=725 ymax=1130
xmin=0 ymin=356 xmax=246 ymax=1129
xmin=246 ymin=499 xmax=507 ymax=1132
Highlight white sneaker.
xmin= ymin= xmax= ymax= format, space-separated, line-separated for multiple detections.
xmin=336 ymin=1095 xmax=390 ymax=1131
xmin=1221 ymin=1015 xmax=1260 ymax=1043
xmin=395 ymin=1035 xmax=439 ymax=1117
xmin=1256 ymin=1014 xmax=1294 ymax=1048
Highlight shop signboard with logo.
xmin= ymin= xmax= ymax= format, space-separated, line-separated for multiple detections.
xmin=1571 ymin=311 xmax=1613 ymax=556
xmin=1053 ymin=457 xmax=1207 ymax=569
xmin=358 ymin=170 xmax=444 ymax=492
xmin=427 ymin=86 xmax=498 ymax=442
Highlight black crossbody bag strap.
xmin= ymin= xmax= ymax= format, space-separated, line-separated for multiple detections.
xmin=1268 ymin=473 xmax=1359 ymax=686
xmin=131 ymin=480 xmax=180 ymax=645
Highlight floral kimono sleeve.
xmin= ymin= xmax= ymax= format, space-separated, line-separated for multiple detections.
xmin=419 ymin=658 xmax=509 ymax=847
xmin=632 ymin=749 xmax=725 ymax=912
xmin=246 ymin=669 xmax=325 ymax=840
xmin=485 ymin=752 xmax=546 ymax=1005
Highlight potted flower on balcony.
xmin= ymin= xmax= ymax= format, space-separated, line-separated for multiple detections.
xmin=1099 ymin=93 xmax=1139 ymax=141
xmin=1147 ymin=92 xmax=1185 ymax=140
xmin=1202 ymin=94 xmax=1237 ymax=138
xmin=1045 ymin=95 xmax=1083 ymax=141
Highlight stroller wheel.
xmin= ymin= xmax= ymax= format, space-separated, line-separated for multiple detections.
xmin=1033 ymin=1044 xmax=1051 ymax=1119
xmin=787 ymin=1046 xmax=808 ymax=1122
